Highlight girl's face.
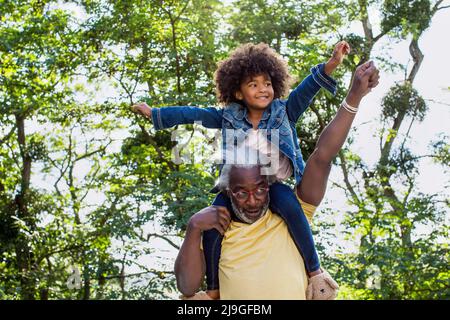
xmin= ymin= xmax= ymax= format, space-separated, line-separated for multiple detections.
xmin=235 ymin=73 xmax=274 ymax=111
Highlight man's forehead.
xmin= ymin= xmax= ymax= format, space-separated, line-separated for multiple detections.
xmin=229 ymin=166 xmax=266 ymax=186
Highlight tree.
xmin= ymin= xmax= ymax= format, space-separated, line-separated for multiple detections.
xmin=310 ymin=0 xmax=450 ymax=299
xmin=75 ymin=0 xmax=225 ymax=297
xmin=1 ymin=0 xmax=448 ymax=300
xmin=0 ymin=0 xmax=95 ymax=299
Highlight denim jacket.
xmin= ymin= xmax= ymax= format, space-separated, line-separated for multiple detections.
xmin=151 ymin=63 xmax=337 ymax=188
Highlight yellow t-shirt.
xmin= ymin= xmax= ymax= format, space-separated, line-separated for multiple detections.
xmin=219 ymin=197 xmax=316 ymax=300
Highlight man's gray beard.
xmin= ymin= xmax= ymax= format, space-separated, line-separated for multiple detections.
xmin=230 ymin=195 xmax=270 ymax=224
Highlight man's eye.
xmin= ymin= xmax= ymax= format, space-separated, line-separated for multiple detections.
xmin=236 ymin=191 xmax=248 ymax=199
xmin=255 ymin=188 xmax=267 ymax=196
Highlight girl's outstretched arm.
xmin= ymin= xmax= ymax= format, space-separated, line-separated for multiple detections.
xmin=131 ymin=102 xmax=223 ymax=129
xmin=285 ymin=41 xmax=349 ymax=123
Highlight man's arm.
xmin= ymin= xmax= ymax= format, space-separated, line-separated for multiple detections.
xmin=297 ymin=61 xmax=380 ymax=206
xmin=175 ymin=206 xmax=231 ymax=297
xmin=285 ymin=41 xmax=350 ymax=123
xmin=131 ymin=102 xmax=223 ymax=130
xmin=174 ymin=222 xmax=205 ymax=297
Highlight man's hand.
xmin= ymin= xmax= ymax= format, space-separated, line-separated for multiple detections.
xmin=130 ymin=102 xmax=152 ymax=120
xmin=324 ymin=40 xmax=351 ymax=75
xmin=180 ymin=291 xmax=215 ymax=300
xmin=189 ymin=206 xmax=231 ymax=235
xmin=345 ymin=61 xmax=380 ymax=107
xmin=306 ymin=269 xmax=339 ymax=300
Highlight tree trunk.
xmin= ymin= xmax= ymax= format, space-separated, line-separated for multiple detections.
xmin=14 ymin=114 xmax=36 ymax=300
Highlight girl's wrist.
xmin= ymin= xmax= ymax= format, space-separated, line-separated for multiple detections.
xmin=324 ymin=58 xmax=340 ymax=75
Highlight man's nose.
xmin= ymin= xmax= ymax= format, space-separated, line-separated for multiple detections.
xmin=246 ymin=193 xmax=258 ymax=206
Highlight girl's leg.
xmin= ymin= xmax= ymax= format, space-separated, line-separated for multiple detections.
xmin=202 ymin=191 xmax=233 ymax=291
xmin=269 ymin=182 xmax=320 ymax=273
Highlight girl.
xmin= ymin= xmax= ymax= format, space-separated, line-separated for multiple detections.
xmin=132 ymin=41 xmax=350 ymax=298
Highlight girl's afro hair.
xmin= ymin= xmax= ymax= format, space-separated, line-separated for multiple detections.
xmin=214 ymin=43 xmax=292 ymax=105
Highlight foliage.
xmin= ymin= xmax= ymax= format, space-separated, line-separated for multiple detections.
xmin=382 ymin=82 xmax=427 ymax=122
xmin=1 ymin=0 xmax=448 ymax=300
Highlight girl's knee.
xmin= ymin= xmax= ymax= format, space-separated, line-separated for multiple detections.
xmin=212 ymin=191 xmax=230 ymax=207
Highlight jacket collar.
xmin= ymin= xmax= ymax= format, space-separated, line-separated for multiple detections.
xmin=223 ymin=102 xmax=272 ymax=123
xmin=267 ymin=99 xmax=285 ymax=128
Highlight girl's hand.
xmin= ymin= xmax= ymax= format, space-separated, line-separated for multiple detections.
xmin=130 ymin=102 xmax=152 ymax=119
xmin=324 ymin=41 xmax=351 ymax=75
xmin=331 ymin=41 xmax=351 ymax=65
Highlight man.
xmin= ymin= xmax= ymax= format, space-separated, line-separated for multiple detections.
xmin=174 ymin=61 xmax=380 ymax=300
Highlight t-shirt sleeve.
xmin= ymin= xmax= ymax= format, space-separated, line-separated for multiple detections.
xmin=296 ymin=196 xmax=317 ymax=224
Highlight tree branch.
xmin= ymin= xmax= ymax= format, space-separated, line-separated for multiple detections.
xmin=0 ymin=125 xmax=17 ymax=146
xmin=358 ymin=0 xmax=374 ymax=42
xmin=309 ymin=104 xmax=326 ymax=130
xmin=424 ymin=98 xmax=450 ymax=106
xmin=146 ymin=233 xmax=180 ymax=250
xmin=103 ymin=270 xmax=174 ymax=280
xmin=337 ymin=150 xmax=361 ymax=204
xmin=74 ymin=141 xmax=111 ymax=163
xmin=407 ymin=39 xmax=424 ymax=82
xmin=436 ymin=4 xmax=450 ymax=11
xmin=432 ymin=0 xmax=445 ymax=13
xmin=136 ymin=121 xmax=176 ymax=171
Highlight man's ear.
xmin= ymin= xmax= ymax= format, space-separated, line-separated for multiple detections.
xmin=235 ymin=91 xmax=243 ymax=100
